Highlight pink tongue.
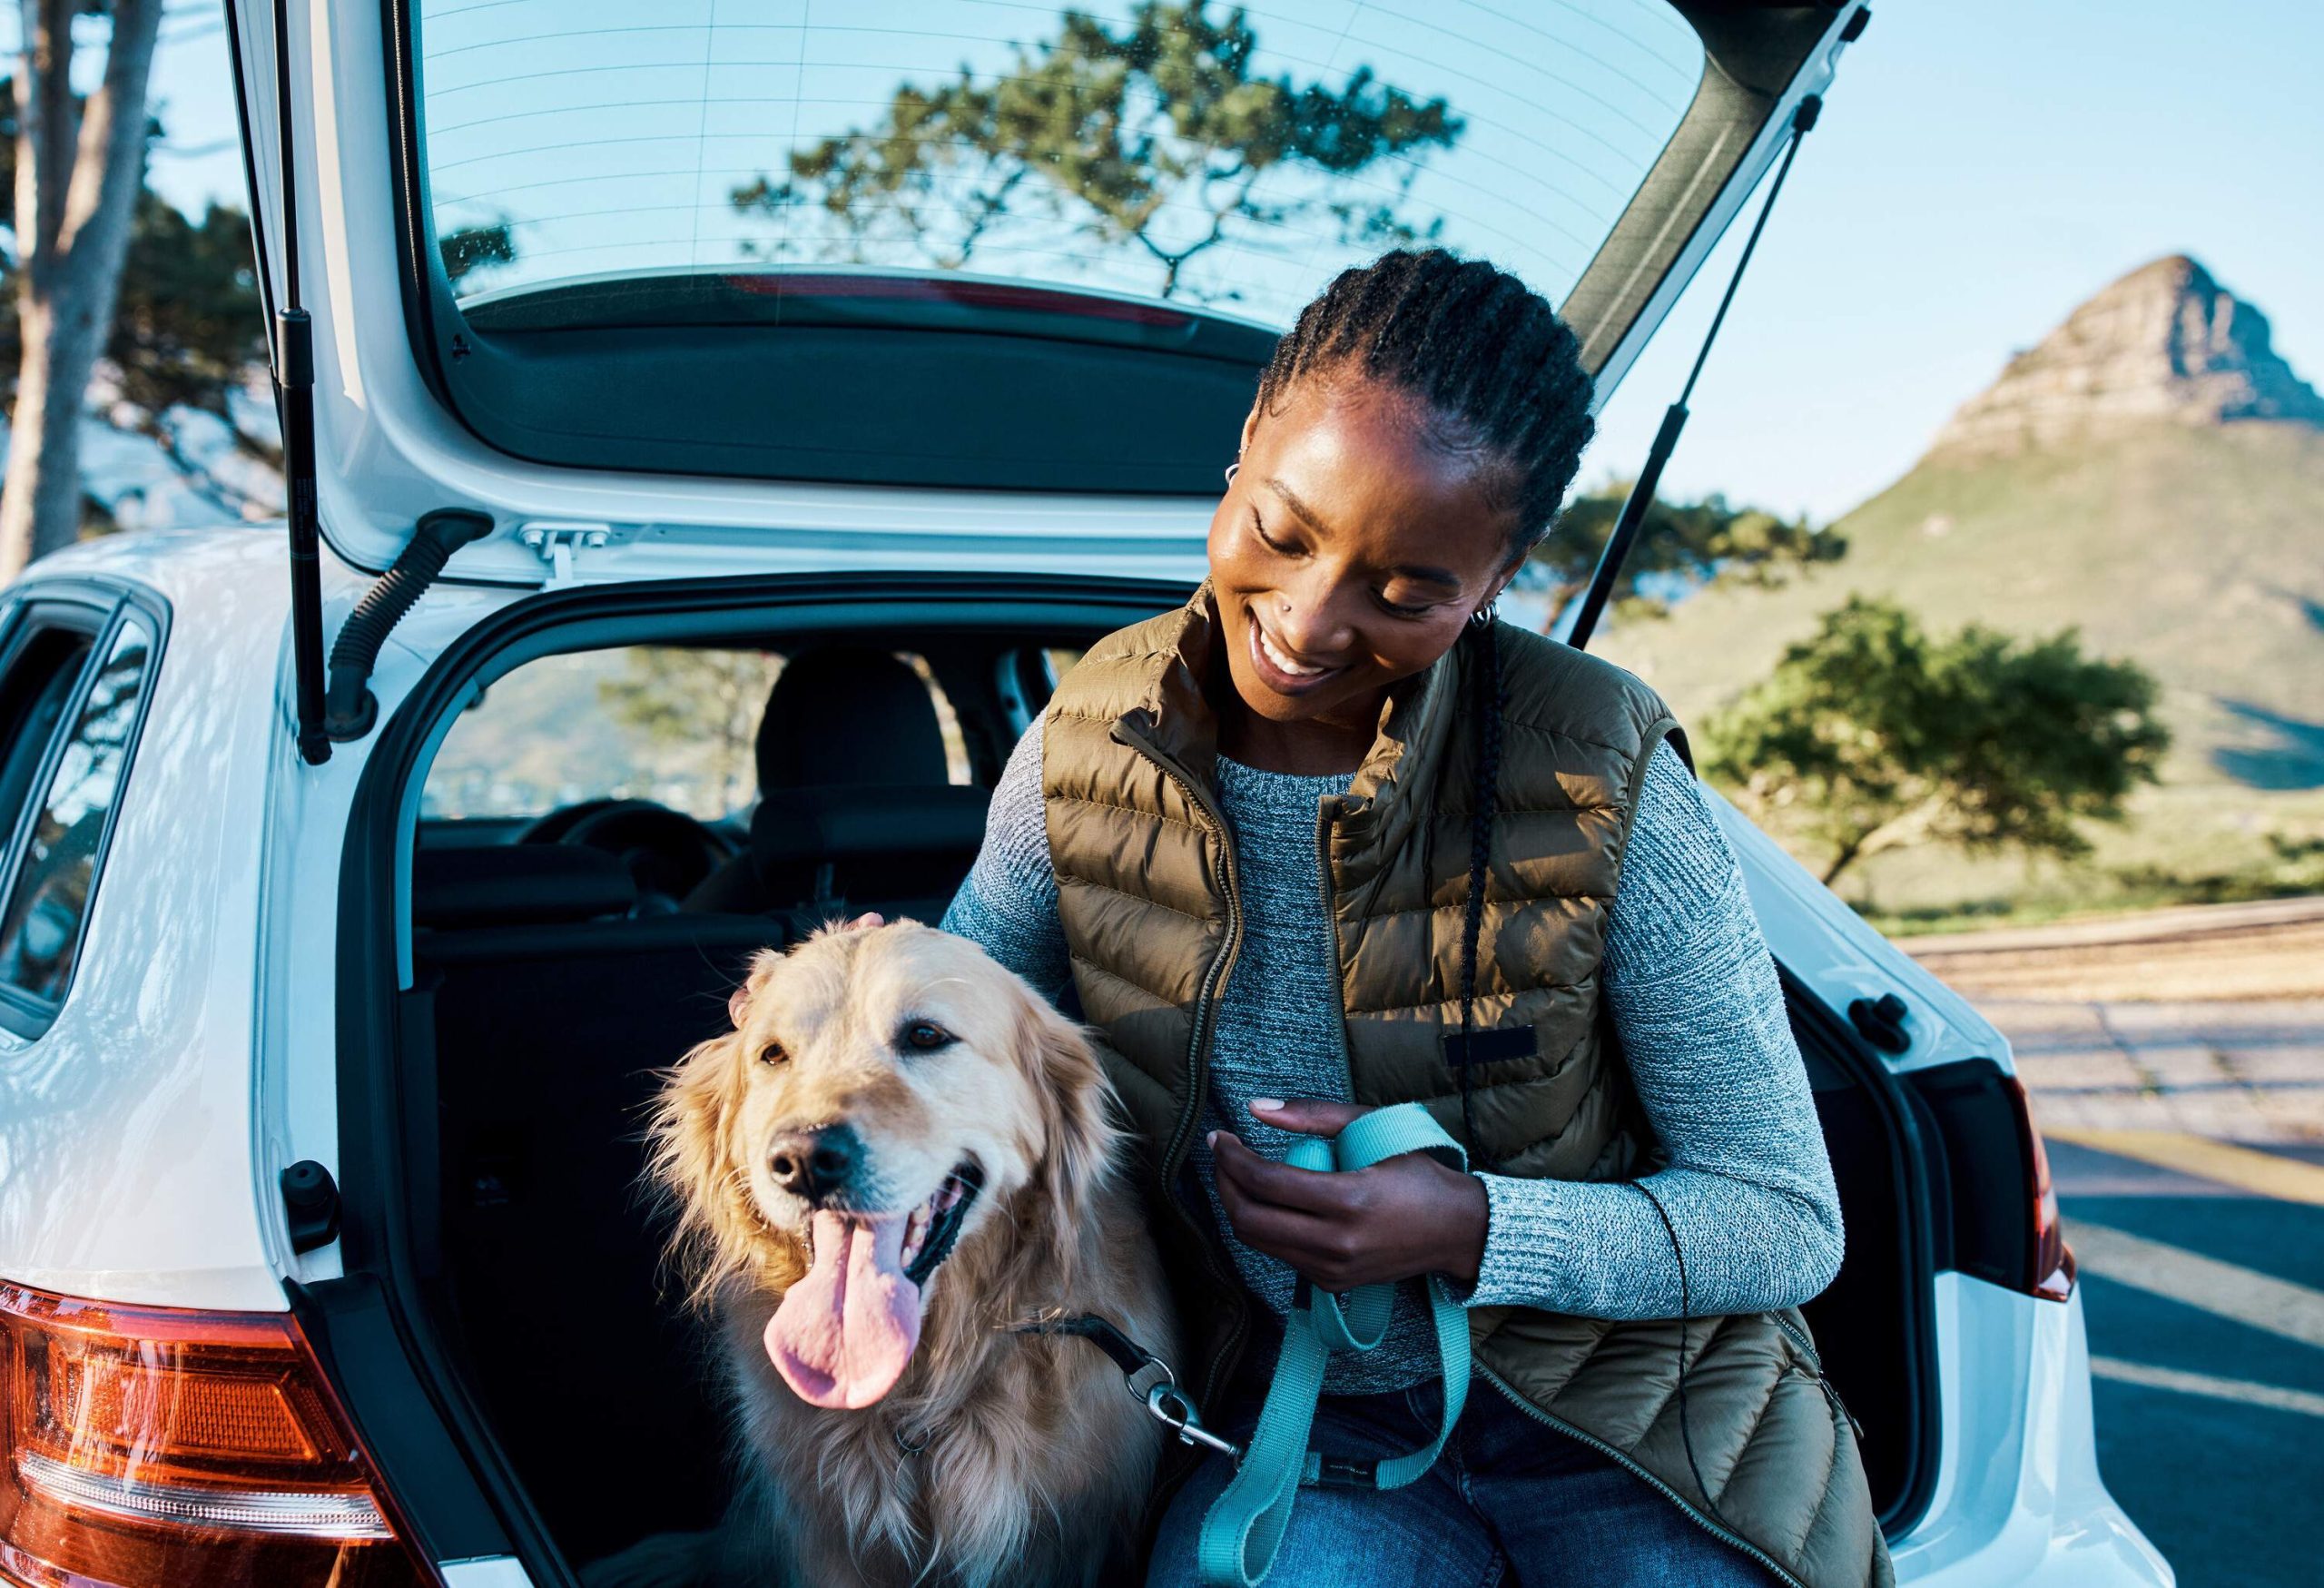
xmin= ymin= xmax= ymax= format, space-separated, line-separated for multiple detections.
xmin=765 ymin=1210 xmax=923 ymax=1409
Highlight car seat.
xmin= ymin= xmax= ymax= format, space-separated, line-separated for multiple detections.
xmin=682 ymin=646 xmax=989 ymax=924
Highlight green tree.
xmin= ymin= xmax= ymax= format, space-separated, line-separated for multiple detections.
xmin=103 ymin=191 xmax=276 ymax=517
xmin=1533 ymin=488 xmax=1844 ymax=628
xmin=1704 ymin=597 xmax=2171 ymax=887
xmin=2 ymin=0 xmax=166 ymax=577
xmin=734 ymin=1 xmax=1461 ymax=301
xmin=597 ymin=648 xmax=785 ymax=814
xmin=5 ymin=74 xmax=281 ymax=527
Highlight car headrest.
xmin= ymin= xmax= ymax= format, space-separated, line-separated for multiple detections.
xmin=748 ymin=784 xmax=990 ymax=878
xmin=757 ymin=647 xmax=950 ymax=791
xmin=414 ymin=843 xmax=638 ymax=930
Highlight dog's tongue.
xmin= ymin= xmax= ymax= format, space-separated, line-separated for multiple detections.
xmin=765 ymin=1210 xmax=922 ymax=1409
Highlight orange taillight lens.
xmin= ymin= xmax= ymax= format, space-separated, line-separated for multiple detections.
xmin=0 ymin=1283 xmax=433 ymax=1586
xmin=2005 ymin=1080 xmax=2078 ymax=1303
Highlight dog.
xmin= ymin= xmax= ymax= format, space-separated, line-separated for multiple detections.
xmin=618 ymin=920 xmax=1176 ymax=1588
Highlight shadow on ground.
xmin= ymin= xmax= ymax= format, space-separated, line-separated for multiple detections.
xmin=2211 ymin=698 xmax=2324 ymax=790
xmin=2062 ymin=1160 xmax=2324 ymax=1588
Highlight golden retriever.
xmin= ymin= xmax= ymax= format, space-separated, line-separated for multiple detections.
xmin=630 ymin=921 xmax=1175 ymax=1588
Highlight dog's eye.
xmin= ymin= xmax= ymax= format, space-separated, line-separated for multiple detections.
xmin=758 ymin=1041 xmax=787 ymax=1067
xmin=901 ymin=1021 xmax=954 ymax=1052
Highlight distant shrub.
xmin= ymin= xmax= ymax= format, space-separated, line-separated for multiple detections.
xmin=1707 ymin=597 xmax=2170 ymax=885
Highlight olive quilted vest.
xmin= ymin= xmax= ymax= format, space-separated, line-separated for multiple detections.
xmin=1041 ymin=587 xmax=1892 ymax=1588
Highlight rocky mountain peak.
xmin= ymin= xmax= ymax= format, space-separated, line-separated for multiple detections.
xmin=1930 ymin=253 xmax=2324 ymax=458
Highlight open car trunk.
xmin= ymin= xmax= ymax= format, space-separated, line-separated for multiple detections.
xmin=340 ymin=578 xmax=1950 ymax=1580
xmin=413 ymin=932 xmax=1946 ymax=1574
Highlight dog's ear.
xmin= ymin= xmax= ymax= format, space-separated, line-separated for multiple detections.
xmin=1017 ymin=994 xmax=1122 ymax=1279
xmin=647 ymin=1028 xmax=775 ymax=1308
xmin=727 ymin=946 xmax=784 ymax=1030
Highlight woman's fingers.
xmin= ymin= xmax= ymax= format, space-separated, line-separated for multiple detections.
xmin=1213 ymin=1164 xmax=1356 ymax=1280
xmin=1211 ymin=1130 xmax=1361 ymax=1215
xmin=1211 ymin=1127 xmax=1491 ymax=1290
xmin=1247 ymin=1097 xmax=1368 ymax=1137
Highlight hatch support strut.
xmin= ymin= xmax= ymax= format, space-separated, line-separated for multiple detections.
xmin=1564 ymin=94 xmax=1821 ymax=653
xmin=267 ymin=0 xmax=330 ymax=765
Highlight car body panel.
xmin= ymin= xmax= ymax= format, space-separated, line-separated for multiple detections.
xmin=1709 ymin=787 xmax=2015 ymax=1078
xmin=0 ymin=533 xmax=291 ymax=1312
xmin=1894 ymin=1275 xmax=2172 ymax=1587
xmin=0 ymin=531 xmax=508 ymax=1312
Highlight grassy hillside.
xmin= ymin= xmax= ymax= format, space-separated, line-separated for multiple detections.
xmin=1596 ymin=420 xmax=2324 ymax=922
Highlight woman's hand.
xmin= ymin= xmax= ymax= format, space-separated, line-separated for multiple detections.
xmin=1211 ymin=1098 xmax=1489 ymax=1292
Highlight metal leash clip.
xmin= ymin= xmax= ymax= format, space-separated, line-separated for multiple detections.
xmin=1141 ymin=1376 xmax=1243 ymax=1462
xmin=1011 ymin=1311 xmax=1243 ymax=1461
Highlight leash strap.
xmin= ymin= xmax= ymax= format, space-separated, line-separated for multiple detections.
xmin=1196 ymin=1103 xmax=1472 ymax=1588
xmin=1014 ymin=1312 xmax=1164 ymax=1379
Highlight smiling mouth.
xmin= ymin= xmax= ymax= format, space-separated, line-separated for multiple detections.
xmin=1248 ymin=615 xmax=1344 ymax=693
xmin=801 ymin=1161 xmax=983 ymax=1287
xmin=770 ymin=1161 xmax=985 ymax=1409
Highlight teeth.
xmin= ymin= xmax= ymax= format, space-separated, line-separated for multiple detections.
xmin=1257 ymin=626 xmax=1326 ymax=677
xmin=896 ymin=1173 xmax=976 ymax=1275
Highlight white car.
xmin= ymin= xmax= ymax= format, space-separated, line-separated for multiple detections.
xmin=0 ymin=3 xmax=2172 ymax=1585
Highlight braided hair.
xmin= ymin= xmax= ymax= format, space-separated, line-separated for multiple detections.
xmin=1257 ymin=249 xmax=1595 ymax=1163
xmin=1256 ymin=247 xmax=1596 ymax=562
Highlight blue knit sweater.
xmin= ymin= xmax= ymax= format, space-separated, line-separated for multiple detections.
xmin=941 ymin=715 xmax=1842 ymax=1392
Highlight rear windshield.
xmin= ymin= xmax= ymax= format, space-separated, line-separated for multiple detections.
xmin=416 ymin=0 xmax=1706 ymax=326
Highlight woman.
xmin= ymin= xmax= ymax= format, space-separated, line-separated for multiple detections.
xmin=938 ymin=249 xmax=1889 ymax=1588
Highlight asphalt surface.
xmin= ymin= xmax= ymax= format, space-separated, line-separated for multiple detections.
xmin=1902 ymin=903 xmax=2324 ymax=1587
xmin=1896 ymin=906 xmax=2314 ymax=1588
xmin=2053 ymin=1139 xmax=2324 ymax=1588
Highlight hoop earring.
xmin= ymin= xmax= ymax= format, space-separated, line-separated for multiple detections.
xmin=1224 ymin=462 xmax=1241 ymax=485
xmin=1470 ymin=603 xmax=1497 ymax=627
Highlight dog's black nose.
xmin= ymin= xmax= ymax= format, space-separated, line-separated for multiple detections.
xmin=768 ymin=1125 xmax=862 ymax=1203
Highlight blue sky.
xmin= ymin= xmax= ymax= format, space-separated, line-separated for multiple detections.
xmin=1581 ymin=0 xmax=2324 ymax=520
xmin=132 ymin=0 xmax=2324 ymax=524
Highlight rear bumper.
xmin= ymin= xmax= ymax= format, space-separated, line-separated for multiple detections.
xmin=1891 ymin=1274 xmax=2171 ymax=1587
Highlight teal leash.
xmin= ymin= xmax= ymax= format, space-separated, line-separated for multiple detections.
xmin=1195 ymin=1103 xmax=1472 ymax=1588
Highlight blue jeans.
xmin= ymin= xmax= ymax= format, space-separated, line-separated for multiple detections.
xmin=1146 ymin=1365 xmax=1776 ymax=1588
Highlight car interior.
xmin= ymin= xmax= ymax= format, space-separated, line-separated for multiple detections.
xmin=400 ymin=623 xmax=1940 ymax=1573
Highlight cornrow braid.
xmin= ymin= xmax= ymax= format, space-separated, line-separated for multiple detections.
xmin=1255 ymin=247 xmax=1596 ymax=557
xmin=1454 ymin=613 xmax=1504 ymax=1169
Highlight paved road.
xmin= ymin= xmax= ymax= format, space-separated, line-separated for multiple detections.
xmin=1905 ymin=902 xmax=2324 ymax=1588
xmin=2052 ymin=1138 xmax=2323 ymax=1588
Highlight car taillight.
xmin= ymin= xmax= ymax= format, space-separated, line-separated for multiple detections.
xmin=0 ymin=1282 xmax=434 ymax=1586
xmin=2005 ymin=1079 xmax=2077 ymax=1302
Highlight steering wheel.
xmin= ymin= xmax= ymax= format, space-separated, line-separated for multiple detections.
xmin=517 ymin=799 xmax=737 ymax=910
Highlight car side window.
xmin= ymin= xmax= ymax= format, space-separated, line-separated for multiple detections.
xmin=0 ymin=618 xmax=154 ymax=1007
xmin=0 ymin=621 xmax=99 ymax=839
